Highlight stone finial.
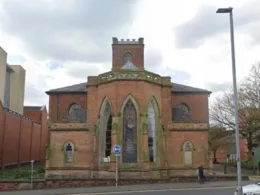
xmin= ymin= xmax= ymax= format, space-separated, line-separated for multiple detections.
xmin=112 ymin=37 xmax=118 ymax=44
xmin=138 ymin=38 xmax=144 ymax=44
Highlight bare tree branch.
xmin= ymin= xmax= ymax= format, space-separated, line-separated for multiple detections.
xmin=210 ymin=62 xmax=260 ymax=160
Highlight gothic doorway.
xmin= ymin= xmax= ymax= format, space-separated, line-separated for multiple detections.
xmin=122 ymin=99 xmax=138 ymax=163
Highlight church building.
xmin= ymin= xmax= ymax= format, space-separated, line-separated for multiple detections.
xmin=45 ymin=38 xmax=212 ymax=178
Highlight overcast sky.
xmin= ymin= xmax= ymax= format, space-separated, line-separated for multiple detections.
xmin=0 ymin=0 xmax=260 ymax=108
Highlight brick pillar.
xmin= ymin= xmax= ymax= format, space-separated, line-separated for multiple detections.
xmin=142 ymin=121 xmax=150 ymax=169
xmin=110 ymin=117 xmax=119 ymax=170
xmin=86 ymin=77 xmax=99 ymax=170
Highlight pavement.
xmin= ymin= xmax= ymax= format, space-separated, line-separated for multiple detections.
xmin=0 ymin=181 xmax=254 ymax=195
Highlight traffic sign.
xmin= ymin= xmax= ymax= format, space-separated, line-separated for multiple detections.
xmin=113 ymin=145 xmax=121 ymax=154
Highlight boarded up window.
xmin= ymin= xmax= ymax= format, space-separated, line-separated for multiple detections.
xmin=183 ymin=141 xmax=193 ymax=165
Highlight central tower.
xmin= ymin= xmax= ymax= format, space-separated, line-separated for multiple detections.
xmin=111 ymin=37 xmax=144 ymax=71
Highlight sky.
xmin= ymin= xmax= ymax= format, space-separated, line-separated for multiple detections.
xmin=0 ymin=0 xmax=260 ymax=108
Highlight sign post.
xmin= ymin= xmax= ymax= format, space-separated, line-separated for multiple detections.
xmin=30 ymin=160 xmax=34 ymax=189
xmin=113 ymin=145 xmax=121 ymax=187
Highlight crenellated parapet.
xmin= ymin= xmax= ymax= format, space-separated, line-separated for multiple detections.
xmin=112 ymin=37 xmax=144 ymax=44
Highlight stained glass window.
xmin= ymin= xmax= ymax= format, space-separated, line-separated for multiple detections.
xmin=147 ymin=101 xmax=156 ymax=162
xmin=122 ymin=99 xmax=137 ymax=163
xmin=105 ymin=114 xmax=112 ymax=157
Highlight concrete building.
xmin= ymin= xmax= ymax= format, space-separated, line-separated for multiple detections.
xmin=0 ymin=47 xmax=25 ymax=115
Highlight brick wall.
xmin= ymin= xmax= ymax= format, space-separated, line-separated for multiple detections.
xmin=171 ymin=93 xmax=209 ymax=122
xmin=167 ymin=131 xmax=209 ymax=167
xmin=0 ymin=101 xmax=48 ymax=167
xmin=47 ymin=129 xmax=92 ymax=168
xmin=48 ymin=94 xmax=87 ymax=121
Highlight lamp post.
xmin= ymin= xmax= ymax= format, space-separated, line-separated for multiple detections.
xmin=216 ymin=7 xmax=243 ymax=195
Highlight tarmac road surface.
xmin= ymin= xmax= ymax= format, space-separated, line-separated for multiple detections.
xmin=65 ymin=186 xmax=236 ymax=195
xmin=1 ymin=181 xmax=253 ymax=195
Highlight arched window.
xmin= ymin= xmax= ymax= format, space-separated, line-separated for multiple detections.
xmin=183 ymin=141 xmax=193 ymax=165
xmin=147 ymin=101 xmax=156 ymax=162
xmin=69 ymin=103 xmax=81 ymax=114
xmin=176 ymin=103 xmax=189 ymax=114
xmin=122 ymin=99 xmax=137 ymax=163
xmin=64 ymin=142 xmax=74 ymax=164
xmin=124 ymin=52 xmax=133 ymax=64
xmin=102 ymin=102 xmax=112 ymax=162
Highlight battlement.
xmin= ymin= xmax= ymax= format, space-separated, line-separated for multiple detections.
xmin=112 ymin=37 xmax=144 ymax=44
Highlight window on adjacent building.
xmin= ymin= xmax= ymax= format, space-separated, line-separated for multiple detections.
xmin=183 ymin=141 xmax=193 ymax=165
xmin=148 ymin=101 xmax=156 ymax=162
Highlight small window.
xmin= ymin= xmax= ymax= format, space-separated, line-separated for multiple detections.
xmin=65 ymin=142 xmax=73 ymax=163
xmin=183 ymin=141 xmax=193 ymax=165
xmin=124 ymin=52 xmax=133 ymax=64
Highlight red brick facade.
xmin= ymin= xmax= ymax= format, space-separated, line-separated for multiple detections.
xmin=0 ymin=101 xmax=48 ymax=167
xmin=45 ymin=38 xmax=211 ymax=178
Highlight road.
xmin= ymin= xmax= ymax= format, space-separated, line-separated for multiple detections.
xmin=65 ymin=187 xmax=236 ymax=195
xmin=1 ymin=181 xmax=252 ymax=195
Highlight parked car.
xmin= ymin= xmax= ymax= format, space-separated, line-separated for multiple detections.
xmin=235 ymin=181 xmax=260 ymax=195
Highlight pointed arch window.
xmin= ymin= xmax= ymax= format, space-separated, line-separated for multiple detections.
xmin=63 ymin=141 xmax=74 ymax=165
xmin=183 ymin=141 xmax=193 ymax=165
xmin=102 ymin=101 xmax=112 ymax=162
xmin=147 ymin=101 xmax=156 ymax=162
xmin=122 ymin=99 xmax=137 ymax=163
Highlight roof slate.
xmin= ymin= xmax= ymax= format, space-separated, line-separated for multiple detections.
xmin=46 ymin=82 xmax=211 ymax=94
xmin=24 ymin=106 xmax=42 ymax=111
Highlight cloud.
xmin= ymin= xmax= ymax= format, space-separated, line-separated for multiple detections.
xmin=24 ymin=83 xmax=47 ymax=106
xmin=0 ymin=0 xmax=138 ymax=63
xmin=174 ymin=0 xmax=260 ymax=48
xmin=205 ymin=81 xmax=232 ymax=93
xmin=145 ymin=49 xmax=163 ymax=70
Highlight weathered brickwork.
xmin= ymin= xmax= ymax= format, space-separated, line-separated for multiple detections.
xmin=46 ymin=37 xmax=212 ymax=178
xmin=171 ymin=93 xmax=209 ymax=122
xmin=49 ymin=94 xmax=87 ymax=122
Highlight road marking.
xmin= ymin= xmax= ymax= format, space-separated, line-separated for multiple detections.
xmin=65 ymin=186 xmax=236 ymax=195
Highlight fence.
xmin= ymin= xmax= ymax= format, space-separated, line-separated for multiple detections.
xmin=0 ymin=103 xmax=48 ymax=168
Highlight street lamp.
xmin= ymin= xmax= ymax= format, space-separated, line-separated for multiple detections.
xmin=216 ymin=7 xmax=243 ymax=195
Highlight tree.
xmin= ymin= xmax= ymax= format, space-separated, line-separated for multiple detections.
xmin=208 ymin=126 xmax=229 ymax=163
xmin=210 ymin=63 xmax=260 ymax=160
